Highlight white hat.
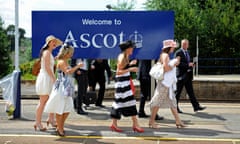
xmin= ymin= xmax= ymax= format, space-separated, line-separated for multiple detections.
xmin=162 ymin=39 xmax=177 ymax=49
xmin=43 ymin=35 xmax=63 ymax=48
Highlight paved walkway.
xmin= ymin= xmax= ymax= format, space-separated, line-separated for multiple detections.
xmin=0 ymin=75 xmax=240 ymax=143
xmin=0 ymin=100 xmax=240 ymax=143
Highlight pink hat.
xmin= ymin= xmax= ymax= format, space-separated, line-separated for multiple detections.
xmin=162 ymin=39 xmax=177 ymax=49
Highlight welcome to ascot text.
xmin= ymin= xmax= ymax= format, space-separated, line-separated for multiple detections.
xmin=82 ymin=18 xmax=122 ymax=25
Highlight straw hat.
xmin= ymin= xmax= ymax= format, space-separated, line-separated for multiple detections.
xmin=44 ymin=35 xmax=63 ymax=47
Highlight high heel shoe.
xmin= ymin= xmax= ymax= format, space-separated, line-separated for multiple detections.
xmin=34 ymin=123 xmax=47 ymax=131
xmin=132 ymin=126 xmax=144 ymax=133
xmin=176 ymin=123 xmax=186 ymax=129
xmin=56 ymin=130 xmax=65 ymax=137
xmin=110 ymin=125 xmax=123 ymax=132
xmin=148 ymin=123 xmax=158 ymax=129
xmin=46 ymin=120 xmax=57 ymax=127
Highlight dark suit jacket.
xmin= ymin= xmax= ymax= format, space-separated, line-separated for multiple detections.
xmin=88 ymin=59 xmax=112 ymax=85
xmin=137 ymin=60 xmax=151 ymax=80
xmin=70 ymin=58 xmax=91 ymax=78
xmin=175 ymin=48 xmax=193 ymax=80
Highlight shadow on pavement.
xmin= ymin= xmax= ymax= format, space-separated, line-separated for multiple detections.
xmin=182 ymin=112 xmax=227 ymax=121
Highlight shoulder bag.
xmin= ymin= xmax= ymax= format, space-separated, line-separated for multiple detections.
xmin=149 ymin=62 xmax=164 ymax=80
xmin=32 ymin=59 xmax=41 ymax=76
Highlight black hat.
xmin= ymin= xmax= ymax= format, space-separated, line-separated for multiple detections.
xmin=119 ymin=40 xmax=136 ymax=51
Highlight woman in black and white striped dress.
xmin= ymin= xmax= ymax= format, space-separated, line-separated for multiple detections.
xmin=110 ymin=40 xmax=144 ymax=133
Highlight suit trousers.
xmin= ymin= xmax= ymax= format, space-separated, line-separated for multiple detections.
xmin=91 ymin=77 xmax=106 ymax=106
xmin=74 ymin=71 xmax=88 ymax=110
xmin=175 ymin=73 xmax=200 ymax=110
xmin=139 ymin=78 xmax=151 ymax=113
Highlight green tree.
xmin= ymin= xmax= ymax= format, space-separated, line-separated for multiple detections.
xmin=108 ymin=0 xmax=136 ymax=72
xmin=6 ymin=24 xmax=26 ymax=51
xmin=145 ymin=0 xmax=240 ymax=74
xmin=19 ymin=38 xmax=32 ymax=64
xmin=0 ymin=17 xmax=12 ymax=78
xmin=109 ymin=0 xmax=136 ymax=10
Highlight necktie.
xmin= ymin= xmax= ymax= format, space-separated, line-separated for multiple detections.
xmin=184 ymin=51 xmax=190 ymax=63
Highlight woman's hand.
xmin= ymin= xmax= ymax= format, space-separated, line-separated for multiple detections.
xmin=77 ymin=61 xmax=84 ymax=68
xmin=129 ymin=59 xmax=137 ymax=65
xmin=129 ymin=67 xmax=138 ymax=73
xmin=175 ymin=56 xmax=180 ymax=66
xmin=76 ymin=70 xmax=81 ymax=75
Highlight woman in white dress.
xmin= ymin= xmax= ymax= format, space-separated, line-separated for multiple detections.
xmin=44 ymin=44 xmax=83 ymax=136
xmin=35 ymin=35 xmax=62 ymax=131
xmin=148 ymin=39 xmax=186 ymax=129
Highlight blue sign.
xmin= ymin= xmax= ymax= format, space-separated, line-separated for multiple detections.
xmin=32 ymin=11 xmax=174 ymax=59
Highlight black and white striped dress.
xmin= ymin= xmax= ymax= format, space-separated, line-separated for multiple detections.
xmin=111 ymin=71 xmax=137 ymax=119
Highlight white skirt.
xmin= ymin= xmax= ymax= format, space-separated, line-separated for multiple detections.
xmin=44 ymin=86 xmax=74 ymax=115
xmin=35 ymin=70 xmax=54 ymax=95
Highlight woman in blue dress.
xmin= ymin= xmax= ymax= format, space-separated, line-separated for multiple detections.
xmin=44 ymin=44 xmax=83 ymax=136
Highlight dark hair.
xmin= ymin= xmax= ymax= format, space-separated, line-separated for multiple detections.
xmin=161 ymin=47 xmax=171 ymax=54
xmin=119 ymin=40 xmax=135 ymax=52
xmin=39 ymin=45 xmax=49 ymax=60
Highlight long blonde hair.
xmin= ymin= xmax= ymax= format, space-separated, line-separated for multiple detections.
xmin=56 ymin=44 xmax=74 ymax=60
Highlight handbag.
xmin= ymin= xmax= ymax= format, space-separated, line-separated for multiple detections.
xmin=149 ymin=62 xmax=164 ymax=80
xmin=129 ymin=77 xmax=135 ymax=95
xmin=83 ymin=91 xmax=97 ymax=105
xmin=32 ymin=59 xmax=56 ymax=76
xmin=32 ymin=59 xmax=41 ymax=76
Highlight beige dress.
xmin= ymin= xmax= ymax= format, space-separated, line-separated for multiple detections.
xmin=149 ymin=59 xmax=178 ymax=109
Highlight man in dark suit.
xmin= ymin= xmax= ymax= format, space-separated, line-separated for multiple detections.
xmin=71 ymin=58 xmax=89 ymax=115
xmin=137 ymin=60 xmax=164 ymax=120
xmin=88 ymin=59 xmax=112 ymax=107
xmin=175 ymin=39 xmax=206 ymax=113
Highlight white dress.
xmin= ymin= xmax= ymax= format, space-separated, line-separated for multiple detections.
xmin=35 ymin=52 xmax=54 ymax=95
xmin=44 ymin=70 xmax=74 ymax=115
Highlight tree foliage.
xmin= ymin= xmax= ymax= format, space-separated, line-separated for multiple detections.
xmin=0 ymin=17 xmax=12 ymax=78
xmin=6 ymin=24 xmax=26 ymax=51
xmin=108 ymin=0 xmax=136 ymax=72
xmin=109 ymin=0 xmax=136 ymax=10
xmin=145 ymin=0 xmax=240 ymax=74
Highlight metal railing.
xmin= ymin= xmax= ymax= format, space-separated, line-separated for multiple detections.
xmin=194 ymin=58 xmax=240 ymax=74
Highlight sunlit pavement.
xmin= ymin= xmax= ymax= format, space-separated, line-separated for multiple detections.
xmin=0 ymin=100 xmax=240 ymax=144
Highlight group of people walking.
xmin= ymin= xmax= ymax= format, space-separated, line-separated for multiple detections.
xmin=34 ymin=35 xmax=206 ymax=136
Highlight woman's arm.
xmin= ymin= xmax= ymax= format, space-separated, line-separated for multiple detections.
xmin=58 ymin=60 xmax=83 ymax=74
xmin=161 ymin=53 xmax=173 ymax=72
xmin=116 ymin=54 xmax=138 ymax=75
xmin=43 ymin=50 xmax=56 ymax=83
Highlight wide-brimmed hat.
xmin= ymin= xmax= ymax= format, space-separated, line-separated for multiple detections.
xmin=162 ymin=39 xmax=177 ymax=49
xmin=119 ymin=40 xmax=136 ymax=51
xmin=44 ymin=35 xmax=63 ymax=48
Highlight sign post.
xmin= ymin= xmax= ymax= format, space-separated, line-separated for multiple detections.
xmin=13 ymin=0 xmax=21 ymax=119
